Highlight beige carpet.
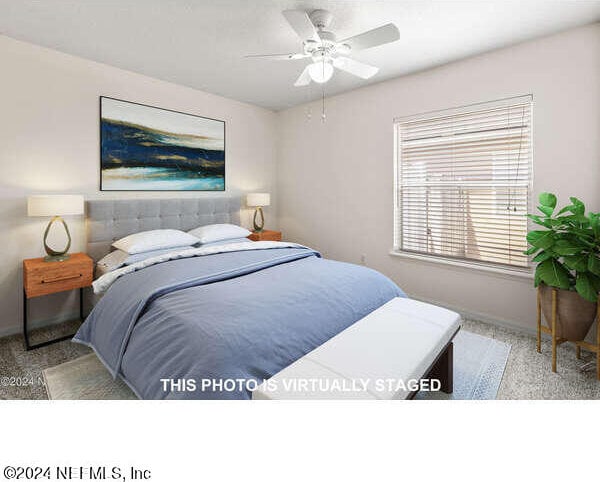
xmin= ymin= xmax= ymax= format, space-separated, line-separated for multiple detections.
xmin=43 ymin=353 xmax=136 ymax=400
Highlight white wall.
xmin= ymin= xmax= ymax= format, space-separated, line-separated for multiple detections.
xmin=277 ymin=23 xmax=600 ymax=333
xmin=0 ymin=35 xmax=278 ymax=337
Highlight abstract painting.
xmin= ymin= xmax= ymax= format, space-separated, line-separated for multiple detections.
xmin=100 ymin=97 xmax=225 ymax=191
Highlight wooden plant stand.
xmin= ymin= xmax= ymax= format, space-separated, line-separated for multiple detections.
xmin=536 ymin=286 xmax=600 ymax=380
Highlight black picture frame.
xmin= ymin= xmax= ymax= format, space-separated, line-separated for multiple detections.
xmin=99 ymin=96 xmax=226 ymax=191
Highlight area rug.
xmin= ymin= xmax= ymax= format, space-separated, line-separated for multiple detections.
xmin=417 ymin=330 xmax=511 ymax=400
xmin=43 ymin=353 xmax=137 ymax=400
xmin=44 ymin=330 xmax=510 ymax=400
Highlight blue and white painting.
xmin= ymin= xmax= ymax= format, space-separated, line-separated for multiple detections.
xmin=100 ymin=97 xmax=225 ymax=191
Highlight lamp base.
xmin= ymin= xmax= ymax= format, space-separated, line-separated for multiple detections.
xmin=43 ymin=215 xmax=72 ymax=262
xmin=44 ymin=254 xmax=71 ymax=262
xmin=253 ymin=207 xmax=265 ymax=232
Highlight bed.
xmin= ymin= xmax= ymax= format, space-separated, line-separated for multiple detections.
xmin=76 ymin=197 xmax=406 ymax=399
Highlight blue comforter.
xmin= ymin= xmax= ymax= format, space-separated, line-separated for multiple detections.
xmin=74 ymin=246 xmax=404 ymax=399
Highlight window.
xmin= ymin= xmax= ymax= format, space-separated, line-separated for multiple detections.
xmin=393 ymin=95 xmax=533 ymax=272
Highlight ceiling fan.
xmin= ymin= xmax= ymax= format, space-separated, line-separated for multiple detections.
xmin=246 ymin=9 xmax=400 ymax=86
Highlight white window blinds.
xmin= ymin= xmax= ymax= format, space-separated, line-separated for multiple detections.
xmin=394 ymin=96 xmax=533 ymax=270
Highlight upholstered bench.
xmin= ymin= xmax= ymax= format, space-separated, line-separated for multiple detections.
xmin=252 ymin=297 xmax=461 ymax=400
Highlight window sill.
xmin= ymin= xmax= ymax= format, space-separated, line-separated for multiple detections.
xmin=389 ymin=249 xmax=534 ymax=280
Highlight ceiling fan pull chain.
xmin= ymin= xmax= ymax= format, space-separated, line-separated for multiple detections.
xmin=321 ymin=87 xmax=326 ymax=122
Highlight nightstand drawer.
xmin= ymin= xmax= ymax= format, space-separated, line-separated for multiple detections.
xmin=23 ymin=253 xmax=93 ymax=298
xmin=248 ymin=230 xmax=282 ymax=241
xmin=26 ymin=270 xmax=91 ymax=297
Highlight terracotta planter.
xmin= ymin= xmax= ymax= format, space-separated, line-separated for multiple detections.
xmin=539 ymin=283 xmax=597 ymax=341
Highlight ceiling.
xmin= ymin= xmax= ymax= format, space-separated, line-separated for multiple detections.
xmin=1 ymin=1 xmax=599 ymax=111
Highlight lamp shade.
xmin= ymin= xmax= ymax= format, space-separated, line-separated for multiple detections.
xmin=308 ymin=61 xmax=334 ymax=84
xmin=246 ymin=193 xmax=270 ymax=207
xmin=27 ymin=195 xmax=84 ymax=217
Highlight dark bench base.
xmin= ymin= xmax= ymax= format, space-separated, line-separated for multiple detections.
xmin=408 ymin=327 xmax=459 ymax=399
xmin=427 ymin=341 xmax=454 ymax=394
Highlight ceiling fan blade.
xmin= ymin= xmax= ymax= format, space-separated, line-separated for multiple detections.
xmin=333 ymin=57 xmax=379 ymax=79
xmin=294 ymin=65 xmax=312 ymax=87
xmin=283 ymin=10 xmax=320 ymax=42
xmin=339 ymin=23 xmax=400 ymax=51
xmin=245 ymin=53 xmax=308 ymax=60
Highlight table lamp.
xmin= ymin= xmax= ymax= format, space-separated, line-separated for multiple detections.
xmin=246 ymin=193 xmax=270 ymax=232
xmin=27 ymin=195 xmax=84 ymax=262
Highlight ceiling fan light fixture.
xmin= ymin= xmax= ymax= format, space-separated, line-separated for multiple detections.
xmin=308 ymin=61 xmax=334 ymax=83
xmin=337 ymin=43 xmax=351 ymax=54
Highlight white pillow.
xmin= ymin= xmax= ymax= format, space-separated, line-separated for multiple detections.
xmin=188 ymin=223 xmax=251 ymax=244
xmin=97 ymin=246 xmax=196 ymax=273
xmin=112 ymin=229 xmax=199 ymax=254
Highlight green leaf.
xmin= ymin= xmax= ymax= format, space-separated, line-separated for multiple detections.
xmin=578 ymin=215 xmax=590 ymax=225
xmin=539 ymin=192 xmax=557 ymax=209
xmin=549 ymin=216 xmax=571 ymax=227
xmin=589 ymin=213 xmax=600 ymax=237
xmin=552 ymin=239 xmax=583 ymax=257
xmin=588 ymin=255 xmax=600 ymax=276
xmin=533 ymin=251 xmax=553 ymax=263
xmin=524 ymin=246 xmax=539 ymax=255
xmin=537 ymin=205 xmax=554 ymax=217
xmin=570 ymin=196 xmax=584 ymax=208
xmin=536 ymin=259 xmax=571 ymax=290
xmin=576 ymin=272 xmax=598 ymax=303
xmin=563 ymin=254 xmax=588 ymax=271
xmin=569 ymin=197 xmax=585 ymax=215
xmin=534 ymin=267 xmax=542 ymax=287
xmin=570 ymin=214 xmax=590 ymax=226
xmin=590 ymin=273 xmax=600 ymax=293
xmin=569 ymin=226 xmax=594 ymax=237
xmin=526 ymin=230 xmax=555 ymax=250
xmin=556 ymin=204 xmax=573 ymax=216
xmin=557 ymin=213 xmax=574 ymax=221
xmin=556 ymin=204 xmax=585 ymax=216
xmin=526 ymin=214 xmax=551 ymax=228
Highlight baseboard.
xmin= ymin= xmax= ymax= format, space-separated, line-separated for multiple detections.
xmin=410 ymin=295 xmax=537 ymax=337
xmin=0 ymin=311 xmax=80 ymax=340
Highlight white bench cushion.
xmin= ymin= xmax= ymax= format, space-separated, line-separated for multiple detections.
xmin=252 ymin=297 xmax=461 ymax=400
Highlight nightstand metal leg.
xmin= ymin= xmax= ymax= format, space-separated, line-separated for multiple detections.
xmin=23 ymin=289 xmax=30 ymax=351
xmin=23 ymin=287 xmax=85 ymax=351
xmin=80 ymin=287 xmax=84 ymax=319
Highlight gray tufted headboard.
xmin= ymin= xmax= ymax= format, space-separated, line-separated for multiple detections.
xmin=86 ymin=197 xmax=241 ymax=262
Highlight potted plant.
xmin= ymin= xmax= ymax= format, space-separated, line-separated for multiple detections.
xmin=526 ymin=192 xmax=600 ymax=341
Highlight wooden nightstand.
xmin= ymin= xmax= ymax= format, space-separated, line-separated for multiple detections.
xmin=23 ymin=252 xmax=93 ymax=350
xmin=247 ymin=230 xmax=282 ymax=241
